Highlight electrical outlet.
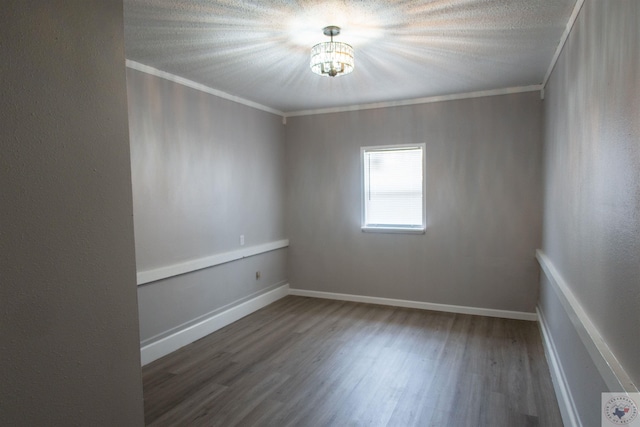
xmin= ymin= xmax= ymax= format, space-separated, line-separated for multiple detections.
xmin=255 ymin=271 xmax=261 ymax=280
xmin=240 ymin=235 xmax=245 ymax=246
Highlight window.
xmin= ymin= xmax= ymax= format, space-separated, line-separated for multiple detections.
xmin=361 ymin=144 xmax=426 ymax=233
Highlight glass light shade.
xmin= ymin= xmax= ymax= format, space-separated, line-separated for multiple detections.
xmin=310 ymin=41 xmax=354 ymax=77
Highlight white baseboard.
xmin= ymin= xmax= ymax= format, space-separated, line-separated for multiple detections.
xmin=537 ymin=306 xmax=581 ymax=427
xmin=140 ymin=284 xmax=289 ymax=366
xmin=141 ymin=284 xmax=538 ymax=366
xmin=288 ymin=288 xmax=538 ymax=321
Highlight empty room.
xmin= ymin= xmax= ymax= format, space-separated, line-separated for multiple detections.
xmin=3 ymin=1 xmax=638 ymax=426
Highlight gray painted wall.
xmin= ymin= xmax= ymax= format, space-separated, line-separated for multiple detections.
xmin=1 ymin=1 xmax=144 ymax=425
xmin=538 ymin=275 xmax=609 ymax=425
xmin=539 ymin=0 xmax=639 ymax=423
xmin=126 ymin=69 xmax=287 ymax=342
xmin=138 ymin=250 xmax=287 ymax=342
xmin=285 ymin=92 xmax=543 ymax=313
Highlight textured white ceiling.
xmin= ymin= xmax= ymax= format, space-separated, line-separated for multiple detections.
xmin=123 ymin=0 xmax=576 ymax=113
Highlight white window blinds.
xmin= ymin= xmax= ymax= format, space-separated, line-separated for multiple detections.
xmin=361 ymin=144 xmax=425 ymax=232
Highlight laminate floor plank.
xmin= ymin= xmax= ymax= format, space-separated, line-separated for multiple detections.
xmin=148 ymin=381 xmax=229 ymax=427
xmin=142 ymin=296 xmax=563 ymax=426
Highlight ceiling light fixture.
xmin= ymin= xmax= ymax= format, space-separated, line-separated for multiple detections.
xmin=310 ymin=26 xmax=354 ymax=77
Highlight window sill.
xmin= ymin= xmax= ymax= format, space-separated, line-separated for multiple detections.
xmin=361 ymin=226 xmax=425 ymax=234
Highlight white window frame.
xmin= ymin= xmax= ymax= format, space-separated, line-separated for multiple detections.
xmin=360 ymin=143 xmax=426 ymax=234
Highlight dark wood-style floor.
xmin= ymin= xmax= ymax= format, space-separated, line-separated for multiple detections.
xmin=142 ymin=296 xmax=563 ymax=426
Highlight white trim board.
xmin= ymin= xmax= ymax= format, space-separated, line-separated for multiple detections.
xmin=125 ymin=60 xmax=284 ymax=116
xmin=137 ymin=239 xmax=289 ymax=285
xmin=141 ymin=284 xmax=536 ymax=366
xmin=536 ymin=250 xmax=637 ymax=393
xmin=140 ymin=284 xmax=289 ymax=366
xmin=126 ymin=60 xmax=543 ymax=119
xmin=537 ymin=306 xmax=582 ymax=427
xmin=284 ymin=85 xmax=543 ymax=118
xmin=542 ymin=0 xmax=585 ymax=88
xmin=288 ymin=288 xmax=538 ymax=321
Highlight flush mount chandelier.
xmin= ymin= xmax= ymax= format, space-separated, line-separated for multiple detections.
xmin=310 ymin=26 xmax=354 ymax=77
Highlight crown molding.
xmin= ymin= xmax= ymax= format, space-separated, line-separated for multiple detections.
xmin=125 ymin=60 xmax=284 ymax=117
xmin=542 ymin=0 xmax=586 ymax=88
xmin=283 ymin=85 xmax=543 ymax=118
xmin=126 ymin=60 xmax=544 ymax=119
